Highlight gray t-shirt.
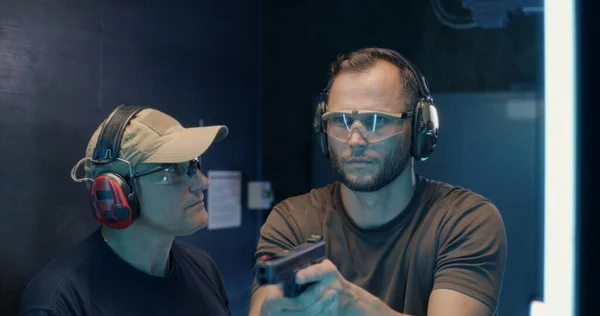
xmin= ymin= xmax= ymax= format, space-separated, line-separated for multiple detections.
xmin=252 ymin=174 xmax=507 ymax=316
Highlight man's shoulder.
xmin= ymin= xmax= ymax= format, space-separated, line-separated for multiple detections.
xmin=274 ymin=182 xmax=338 ymax=216
xmin=420 ymin=175 xmax=503 ymax=225
xmin=422 ymin=176 xmax=497 ymax=210
xmin=19 ymin=231 xmax=100 ymax=315
xmin=255 ymin=183 xmax=338 ymax=247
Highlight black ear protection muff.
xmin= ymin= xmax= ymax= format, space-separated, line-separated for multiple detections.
xmin=313 ymin=94 xmax=330 ymax=159
xmin=88 ymin=105 xmax=146 ymax=230
xmin=313 ymin=52 xmax=439 ymax=161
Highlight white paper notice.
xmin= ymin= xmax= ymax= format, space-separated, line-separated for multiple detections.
xmin=207 ymin=170 xmax=242 ymax=230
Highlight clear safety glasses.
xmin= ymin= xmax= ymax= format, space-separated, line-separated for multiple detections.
xmin=322 ymin=110 xmax=413 ymax=143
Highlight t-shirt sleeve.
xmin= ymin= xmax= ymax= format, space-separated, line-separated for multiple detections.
xmin=18 ymin=276 xmax=83 ymax=316
xmin=251 ymin=202 xmax=305 ymax=295
xmin=433 ymin=201 xmax=507 ymax=311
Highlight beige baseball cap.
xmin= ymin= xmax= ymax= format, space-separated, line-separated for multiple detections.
xmin=81 ymin=106 xmax=228 ymax=179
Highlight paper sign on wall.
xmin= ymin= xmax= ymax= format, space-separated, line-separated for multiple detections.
xmin=207 ymin=170 xmax=242 ymax=230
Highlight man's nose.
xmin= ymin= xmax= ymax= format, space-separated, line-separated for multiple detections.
xmin=347 ymin=127 xmax=368 ymax=147
xmin=189 ymin=171 xmax=209 ymax=194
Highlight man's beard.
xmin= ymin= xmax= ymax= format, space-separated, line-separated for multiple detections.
xmin=330 ymin=137 xmax=411 ymax=192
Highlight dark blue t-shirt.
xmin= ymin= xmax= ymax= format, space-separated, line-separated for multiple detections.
xmin=18 ymin=227 xmax=231 ymax=316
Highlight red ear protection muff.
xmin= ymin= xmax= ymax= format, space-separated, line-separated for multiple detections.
xmin=88 ymin=173 xmax=139 ymax=230
xmin=88 ymin=105 xmax=145 ymax=230
xmin=313 ymin=51 xmax=439 ymax=161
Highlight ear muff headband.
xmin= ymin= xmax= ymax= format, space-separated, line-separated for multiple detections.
xmin=88 ymin=105 xmax=146 ymax=229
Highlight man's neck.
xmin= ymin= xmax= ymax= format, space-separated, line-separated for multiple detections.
xmin=340 ymin=166 xmax=416 ymax=229
xmin=102 ymin=224 xmax=174 ymax=277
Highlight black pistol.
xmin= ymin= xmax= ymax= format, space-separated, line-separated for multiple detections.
xmin=254 ymin=234 xmax=326 ymax=298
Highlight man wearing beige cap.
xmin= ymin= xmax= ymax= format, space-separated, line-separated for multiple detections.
xmin=18 ymin=105 xmax=231 ymax=316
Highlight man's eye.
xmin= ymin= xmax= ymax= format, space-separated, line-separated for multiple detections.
xmin=164 ymin=166 xmax=180 ymax=174
xmin=367 ymin=116 xmax=386 ymax=126
xmin=156 ymin=174 xmax=182 ymax=185
xmin=157 ymin=175 xmax=171 ymax=184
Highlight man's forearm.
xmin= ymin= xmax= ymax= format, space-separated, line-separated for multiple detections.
xmin=250 ymin=282 xmax=413 ymax=316
xmin=248 ymin=286 xmax=269 ymax=316
xmin=347 ymin=282 xmax=411 ymax=316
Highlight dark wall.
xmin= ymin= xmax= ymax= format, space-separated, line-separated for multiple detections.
xmin=262 ymin=0 xmax=542 ymax=205
xmin=0 ymin=0 xmax=260 ymax=315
